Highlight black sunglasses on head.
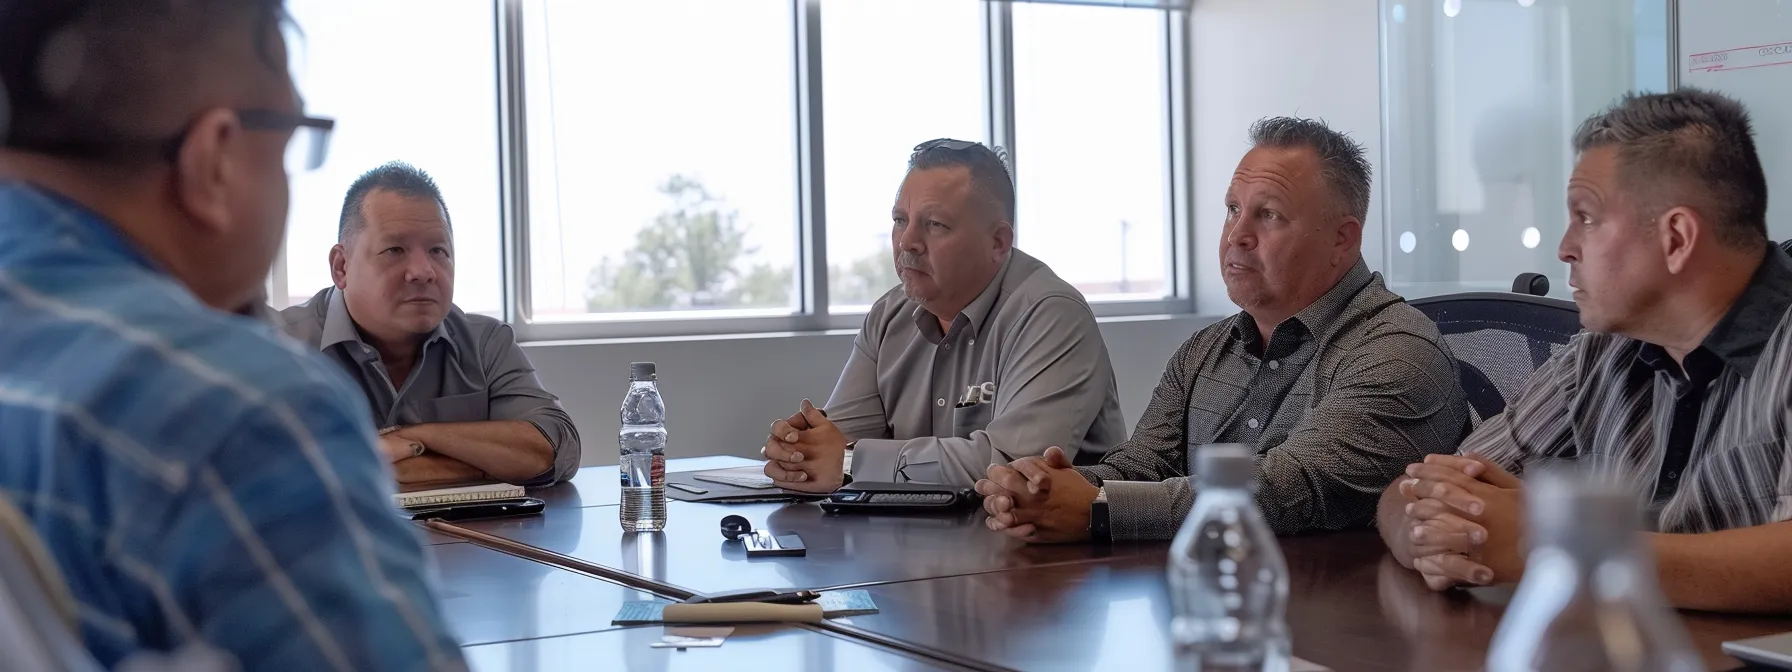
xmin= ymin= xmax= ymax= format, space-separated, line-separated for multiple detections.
xmin=913 ymin=138 xmax=985 ymax=153
xmin=910 ymin=139 xmax=996 ymax=155
xmin=911 ymin=138 xmax=1013 ymax=184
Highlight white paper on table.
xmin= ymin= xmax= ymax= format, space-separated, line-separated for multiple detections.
xmin=652 ymin=626 xmax=735 ymax=649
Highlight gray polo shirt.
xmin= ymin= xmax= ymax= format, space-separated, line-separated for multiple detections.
xmin=827 ymin=248 xmax=1127 ymax=486
xmin=278 ymin=287 xmax=581 ymax=485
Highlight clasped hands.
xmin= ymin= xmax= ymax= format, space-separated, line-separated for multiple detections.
xmin=1397 ymin=453 xmax=1528 ymax=591
xmin=760 ymin=399 xmax=850 ymax=493
xmin=973 ymin=446 xmax=1100 ymax=543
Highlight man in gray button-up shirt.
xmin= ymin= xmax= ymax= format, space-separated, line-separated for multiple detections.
xmin=976 ymin=118 xmax=1467 ymax=541
xmin=281 ymin=162 xmax=580 ymax=487
xmin=761 ymin=140 xmax=1126 ymax=491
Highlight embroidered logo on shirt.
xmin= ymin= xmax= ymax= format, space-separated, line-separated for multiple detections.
xmin=957 ymin=381 xmax=997 ymax=407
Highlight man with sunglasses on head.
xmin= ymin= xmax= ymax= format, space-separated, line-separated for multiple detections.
xmin=280 ymin=161 xmax=581 ymax=488
xmin=761 ymin=139 xmax=1127 ymax=492
xmin=0 ymin=1 xmax=463 ymax=669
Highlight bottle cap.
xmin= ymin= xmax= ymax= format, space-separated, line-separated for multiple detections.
xmin=630 ymin=362 xmax=657 ymax=381
xmin=1527 ymin=470 xmax=1642 ymax=558
xmin=1194 ymin=444 xmax=1256 ymax=489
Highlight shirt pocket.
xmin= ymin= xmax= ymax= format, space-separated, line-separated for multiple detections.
xmin=425 ymin=391 xmax=490 ymax=424
xmin=951 ymin=402 xmax=994 ymax=439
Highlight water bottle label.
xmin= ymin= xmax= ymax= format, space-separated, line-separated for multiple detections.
xmin=619 ymin=453 xmax=665 ymax=488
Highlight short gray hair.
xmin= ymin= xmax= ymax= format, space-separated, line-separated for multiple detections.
xmin=1572 ymin=88 xmax=1767 ymax=249
xmin=907 ymin=139 xmax=1016 ymax=223
xmin=1247 ymin=116 xmax=1372 ymax=222
xmin=338 ymin=161 xmax=452 ymax=243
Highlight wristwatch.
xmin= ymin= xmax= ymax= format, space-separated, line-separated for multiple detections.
xmin=1089 ymin=486 xmax=1112 ymax=545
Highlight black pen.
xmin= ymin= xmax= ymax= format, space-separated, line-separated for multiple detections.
xmin=760 ymin=590 xmax=822 ymax=605
xmin=684 ymin=589 xmax=821 ymax=605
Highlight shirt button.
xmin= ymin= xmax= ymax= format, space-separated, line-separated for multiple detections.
xmin=944 ymin=344 xmax=951 ymax=350
xmin=969 ymin=339 xmax=976 ymax=346
xmin=1667 ymin=470 xmax=1679 ymax=480
xmin=1268 ymin=360 xmax=1280 ymax=371
xmin=937 ymin=398 xmax=946 ymax=407
xmin=1247 ymin=418 xmax=1260 ymax=429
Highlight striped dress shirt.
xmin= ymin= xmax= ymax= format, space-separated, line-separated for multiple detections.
xmin=1078 ymin=260 xmax=1469 ymax=539
xmin=0 ymin=182 xmax=464 ymax=670
xmin=1463 ymin=247 xmax=1792 ymax=533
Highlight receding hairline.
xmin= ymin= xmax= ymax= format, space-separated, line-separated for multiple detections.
xmin=896 ymin=164 xmax=1010 ymax=228
xmin=1570 ymin=89 xmax=1768 ymax=248
xmin=343 ymin=187 xmax=453 ymax=241
xmin=1233 ymin=144 xmax=1344 ymax=217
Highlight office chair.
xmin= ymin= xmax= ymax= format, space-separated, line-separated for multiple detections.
xmin=0 ymin=497 xmax=102 ymax=672
xmin=0 ymin=499 xmax=236 ymax=672
xmin=1409 ymin=277 xmax=1581 ymax=425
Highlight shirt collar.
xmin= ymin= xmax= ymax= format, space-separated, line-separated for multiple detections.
xmin=1231 ymin=258 xmax=1375 ymax=346
xmin=912 ymin=252 xmax=1014 ymax=345
xmin=320 ymin=286 xmax=456 ymax=357
xmin=1636 ymin=342 xmax=1726 ymax=390
xmin=1693 ymin=245 xmax=1792 ymax=374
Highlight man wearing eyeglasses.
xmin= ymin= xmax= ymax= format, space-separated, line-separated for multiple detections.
xmin=0 ymin=1 xmax=462 ymax=670
xmin=279 ymin=161 xmax=581 ymax=488
xmin=760 ymin=139 xmax=1127 ymax=492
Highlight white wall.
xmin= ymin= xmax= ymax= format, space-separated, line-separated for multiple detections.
xmin=531 ymin=0 xmax=1385 ymax=467
xmin=528 ymin=316 xmax=1210 ymax=466
xmin=1190 ymin=0 xmax=1385 ymax=310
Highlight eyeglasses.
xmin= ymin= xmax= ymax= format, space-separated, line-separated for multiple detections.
xmin=238 ymin=109 xmax=336 ymax=171
xmin=160 ymin=108 xmax=336 ymax=171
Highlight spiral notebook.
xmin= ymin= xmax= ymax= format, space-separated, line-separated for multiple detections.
xmin=393 ymin=482 xmax=525 ymax=509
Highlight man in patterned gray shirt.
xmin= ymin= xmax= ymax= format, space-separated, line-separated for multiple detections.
xmin=1385 ymin=89 xmax=1792 ymax=614
xmin=976 ymin=117 xmax=1469 ymax=542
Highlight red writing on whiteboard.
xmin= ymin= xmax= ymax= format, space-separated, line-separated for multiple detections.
xmin=1689 ymin=40 xmax=1792 ymax=74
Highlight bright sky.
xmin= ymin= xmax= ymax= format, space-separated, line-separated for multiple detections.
xmin=277 ymin=0 xmax=1173 ymax=318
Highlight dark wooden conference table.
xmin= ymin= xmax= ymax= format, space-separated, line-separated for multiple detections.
xmin=423 ymin=456 xmax=1792 ymax=671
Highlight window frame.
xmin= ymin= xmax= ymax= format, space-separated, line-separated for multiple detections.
xmin=487 ymin=0 xmax=1196 ymax=342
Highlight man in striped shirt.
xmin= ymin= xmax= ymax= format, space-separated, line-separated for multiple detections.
xmin=0 ymin=0 xmax=464 ymax=668
xmin=1382 ymin=88 xmax=1792 ymax=614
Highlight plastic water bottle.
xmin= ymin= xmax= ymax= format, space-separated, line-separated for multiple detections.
xmin=618 ymin=362 xmax=667 ymax=532
xmin=1486 ymin=475 xmax=1700 ymax=672
xmin=1168 ymin=444 xmax=1289 ymax=672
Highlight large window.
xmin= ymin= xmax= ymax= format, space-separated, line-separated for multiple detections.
xmin=278 ymin=0 xmax=503 ymax=315
xmin=275 ymin=0 xmax=1193 ymax=339
xmin=820 ymin=0 xmax=986 ymax=310
xmin=1013 ymin=3 xmax=1171 ymax=301
xmin=1379 ymin=0 xmax=1669 ymax=299
xmin=524 ymin=0 xmax=798 ymax=321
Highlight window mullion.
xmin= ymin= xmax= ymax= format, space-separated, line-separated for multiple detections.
xmin=794 ymin=0 xmax=829 ymax=319
xmin=496 ymin=0 xmax=532 ymax=324
xmin=982 ymin=0 xmax=1017 ymax=238
xmin=1166 ymin=8 xmax=1195 ymax=309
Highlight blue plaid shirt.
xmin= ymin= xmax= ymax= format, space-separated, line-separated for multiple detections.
xmin=0 ymin=182 xmax=464 ymax=670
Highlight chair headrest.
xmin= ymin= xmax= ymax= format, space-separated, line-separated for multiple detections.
xmin=0 ymin=498 xmax=76 ymax=630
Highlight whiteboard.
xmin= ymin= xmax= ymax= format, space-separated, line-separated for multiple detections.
xmin=1680 ymin=0 xmax=1792 ymax=239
